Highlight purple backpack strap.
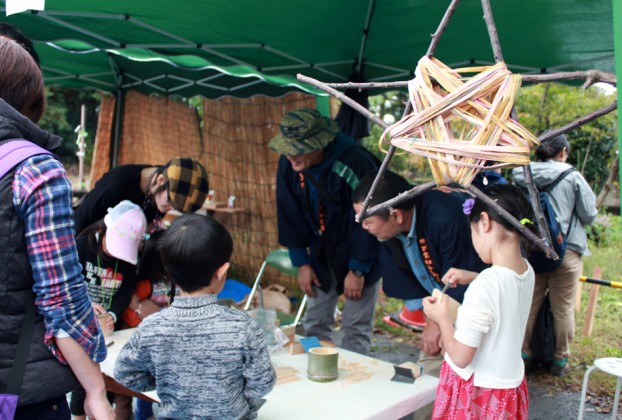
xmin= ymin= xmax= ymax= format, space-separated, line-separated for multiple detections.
xmin=0 ymin=140 xmax=52 ymax=179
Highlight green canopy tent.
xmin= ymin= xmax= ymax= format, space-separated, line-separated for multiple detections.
xmin=2 ymin=0 xmax=619 ymax=182
xmin=3 ymin=0 xmax=615 ymax=96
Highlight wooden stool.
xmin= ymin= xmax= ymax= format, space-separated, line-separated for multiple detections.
xmin=578 ymin=357 xmax=622 ymax=419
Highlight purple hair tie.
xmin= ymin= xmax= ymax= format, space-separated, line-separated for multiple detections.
xmin=462 ymin=198 xmax=475 ymax=215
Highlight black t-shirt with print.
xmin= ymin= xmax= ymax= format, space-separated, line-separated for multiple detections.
xmin=76 ymin=236 xmax=138 ymax=323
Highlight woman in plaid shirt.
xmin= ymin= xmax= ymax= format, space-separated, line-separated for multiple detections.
xmin=0 ymin=34 xmax=113 ymax=419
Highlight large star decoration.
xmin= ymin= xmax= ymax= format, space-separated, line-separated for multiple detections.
xmin=296 ymin=0 xmax=616 ymax=261
xmin=383 ymin=56 xmax=539 ymax=187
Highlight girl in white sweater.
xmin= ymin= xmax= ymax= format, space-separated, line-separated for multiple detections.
xmin=423 ymin=184 xmax=538 ymax=419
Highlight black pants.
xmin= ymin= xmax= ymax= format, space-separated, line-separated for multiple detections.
xmin=15 ymin=395 xmax=70 ymax=420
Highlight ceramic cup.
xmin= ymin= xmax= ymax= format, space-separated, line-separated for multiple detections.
xmin=307 ymin=347 xmax=338 ymax=382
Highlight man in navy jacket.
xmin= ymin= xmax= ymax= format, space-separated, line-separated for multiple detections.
xmin=353 ymin=170 xmax=486 ymax=416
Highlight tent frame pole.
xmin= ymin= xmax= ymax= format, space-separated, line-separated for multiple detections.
xmin=615 ymin=0 xmax=622 ymax=218
xmin=110 ymin=85 xmax=125 ymax=169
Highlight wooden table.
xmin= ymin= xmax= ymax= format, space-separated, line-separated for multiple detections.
xmin=99 ymin=329 xmax=438 ymax=419
xmin=260 ymin=345 xmax=438 ymax=419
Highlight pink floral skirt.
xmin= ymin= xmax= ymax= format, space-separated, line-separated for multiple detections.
xmin=432 ymin=361 xmax=529 ymax=419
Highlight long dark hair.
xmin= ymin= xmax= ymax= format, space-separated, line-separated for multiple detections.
xmin=142 ymin=165 xmax=167 ymax=211
xmin=137 ymin=230 xmax=174 ymax=297
xmin=535 ymin=133 xmax=571 ymax=162
xmin=468 ymin=184 xmax=539 ymax=251
xmin=77 ymin=220 xmax=108 ymax=260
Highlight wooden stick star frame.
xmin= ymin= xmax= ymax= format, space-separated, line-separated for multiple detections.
xmin=297 ymin=0 xmax=617 ymax=261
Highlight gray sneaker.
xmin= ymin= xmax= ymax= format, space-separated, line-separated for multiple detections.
xmin=550 ymin=357 xmax=569 ymax=376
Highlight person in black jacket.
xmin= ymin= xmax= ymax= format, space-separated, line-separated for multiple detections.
xmin=353 ymin=170 xmax=486 ymax=419
xmin=269 ymin=108 xmax=380 ymax=355
xmin=73 ymin=156 xmax=209 ymax=235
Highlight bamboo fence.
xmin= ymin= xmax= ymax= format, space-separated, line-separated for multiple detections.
xmin=91 ymin=90 xmax=316 ymax=289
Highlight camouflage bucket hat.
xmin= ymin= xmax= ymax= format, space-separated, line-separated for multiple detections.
xmin=268 ymin=108 xmax=339 ymax=156
xmin=164 ymin=157 xmax=209 ymax=213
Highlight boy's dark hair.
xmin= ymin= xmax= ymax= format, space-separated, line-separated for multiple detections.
xmin=159 ymin=214 xmax=233 ymax=293
xmin=352 ymin=170 xmax=416 ymax=220
xmin=468 ymin=184 xmax=538 ymax=250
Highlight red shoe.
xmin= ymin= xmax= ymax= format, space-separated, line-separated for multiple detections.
xmin=382 ymin=307 xmax=426 ymax=332
xmin=398 ymin=307 xmax=427 ymax=328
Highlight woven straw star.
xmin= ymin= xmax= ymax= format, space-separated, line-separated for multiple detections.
xmin=381 ymin=56 xmax=540 ymax=187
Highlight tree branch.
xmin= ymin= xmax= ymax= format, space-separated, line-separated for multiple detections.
xmin=297 ymin=74 xmax=387 ymax=129
xmin=481 ymin=0 xmax=504 ymax=63
xmin=426 ymin=0 xmax=462 ymax=57
xmin=521 ymin=164 xmax=554 ymax=250
xmin=538 ymin=101 xmax=618 ymax=143
xmin=358 ymin=181 xmax=437 ymax=220
xmin=323 ymin=70 xmax=617 ymax=91
xmin=523 ymin=70 xmax=616 ymax=88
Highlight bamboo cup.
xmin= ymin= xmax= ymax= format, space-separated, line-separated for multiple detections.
xmin=307 ymin=347 xmax=339 ymax=382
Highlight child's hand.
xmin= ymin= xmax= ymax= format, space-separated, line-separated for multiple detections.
xmin=422 ymin=295 xmax=449 ymax=323
xmin=442 ymin=268 xmax=478 ymax=287
xmin=92 ymin=303 xmax=107 ymax=315
xmin=103 ymin=314 xmax=115 ymax=332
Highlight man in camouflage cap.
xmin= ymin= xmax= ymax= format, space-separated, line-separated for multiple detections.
xmin=269 ymin=108 xmax=381 ymax=355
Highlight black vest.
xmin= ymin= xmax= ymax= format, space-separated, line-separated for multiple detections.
xmin=0 ymin=148 xmax=78 ymax=405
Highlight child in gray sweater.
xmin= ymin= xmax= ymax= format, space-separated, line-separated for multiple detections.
xmin=114 ymin=214 xmax=276 ymax=419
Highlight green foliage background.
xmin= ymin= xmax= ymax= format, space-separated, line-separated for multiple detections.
xmin=515 ymin=83 xmax=618 ymax=194
xmin=38 ymin=86 xmax=102 ymax=166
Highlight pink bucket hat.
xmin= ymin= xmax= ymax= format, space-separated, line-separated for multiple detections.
xmin=104 ymin=200 xmax=147 ymax=265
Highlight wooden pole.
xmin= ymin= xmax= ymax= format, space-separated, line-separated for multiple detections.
xmin=583 ymin=267 xmax=602 ymax=336
xmin=575 ymin=281 xmax=583 ymax=313
xmin=77 ymin=104 xmax=87 ymax=191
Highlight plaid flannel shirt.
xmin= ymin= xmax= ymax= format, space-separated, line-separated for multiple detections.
xmin=13 ymin=154 xmax=106 ymax=364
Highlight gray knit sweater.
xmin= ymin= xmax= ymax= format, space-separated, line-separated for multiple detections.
xmin=114 ymin=294 xmax=276 ymax=419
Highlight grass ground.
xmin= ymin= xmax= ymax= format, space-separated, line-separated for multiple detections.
xmin=372 ymin=214 xmax=622 ymax=400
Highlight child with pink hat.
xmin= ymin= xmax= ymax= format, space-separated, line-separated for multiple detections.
xmin=69 ymin=200 xmax=147 ymax=420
